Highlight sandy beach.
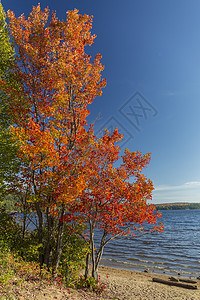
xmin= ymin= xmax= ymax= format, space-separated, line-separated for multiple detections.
xmin=98 ymin=266 xmax=200 ymax=300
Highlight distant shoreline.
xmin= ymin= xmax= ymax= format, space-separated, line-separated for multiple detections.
xmin=154 ymin=202 xmax=200 ymax=210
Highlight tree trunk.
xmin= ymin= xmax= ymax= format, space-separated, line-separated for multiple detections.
xmin=21 ymin=193 xmax=28 ymax=258
xmin=44 ymin=207 xmax=54 ymax=269
xmin=53 ymin=205 xmax=65 ymax=276
xmin=89 ymin=220 xmax=99 ymax=280
xmin=33 ymin=170 xmax=44 ymax=267
xmin=92 ymin=230 xmax=107 ymax=281
xmin=84 ymin=252 xmax=90 ymax=279
xmin=92 ymin=267 xmax=98 ymax=281
xmin=152 ymin=277 xmax=197 ymax=289
xmin=35 ymin=201 xmax=44 ymax=266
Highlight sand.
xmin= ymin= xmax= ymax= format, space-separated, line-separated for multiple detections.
xmin=98 ymin=266 xmax=200 ymax=300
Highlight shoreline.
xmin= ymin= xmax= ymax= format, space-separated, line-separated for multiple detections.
xmin=99 ymin=262 xmax=199 ymax=279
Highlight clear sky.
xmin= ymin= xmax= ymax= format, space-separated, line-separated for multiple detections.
xmin=3 ymin=0 xmax=200 ymax=204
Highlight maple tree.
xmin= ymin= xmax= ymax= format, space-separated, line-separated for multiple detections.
xmin=0 ymin=4 xmax=106 ymax=275
xmin=66 ymin=128 xmax=163 ymax=280
xmin=0 ymin=3 xmax=163 ymax=280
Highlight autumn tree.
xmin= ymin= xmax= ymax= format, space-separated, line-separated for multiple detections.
xmin=0 ymin=4 xmax=106 ymax=274
xmin=66 ymin=128 xmax=163 ymax=280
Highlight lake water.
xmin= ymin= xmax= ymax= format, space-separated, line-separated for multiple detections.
xmin=98 ymin=209 xmax=200 ymax=278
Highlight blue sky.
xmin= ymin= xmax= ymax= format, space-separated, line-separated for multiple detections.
xmin=3 ymin=0 xmax=200 ymax=203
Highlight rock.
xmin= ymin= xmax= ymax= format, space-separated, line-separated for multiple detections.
xmin=144 ymin=269 xmax=150 ymax=273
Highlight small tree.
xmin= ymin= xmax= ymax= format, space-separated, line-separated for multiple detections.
xmin=67 ymin=128 xmax=163 ymax=280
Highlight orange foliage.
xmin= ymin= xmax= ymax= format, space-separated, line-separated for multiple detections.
xmin=1 ymin=4 xmax=106 ymax=207
xmin=0 ymin=4 xmax=162 ymax=241
xmin=67 ymin=127 xmax=163 ymax=236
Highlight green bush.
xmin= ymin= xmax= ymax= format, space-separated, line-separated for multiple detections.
xmin=0 ymin=243 xmax=15 ymax=285
xmin=59 ymin=223 xmax=90 ymax=286
xmin=0 ymin=205 xmax=21 ymax=250
xmin=0 ymin=205 xmax=40 ymax=262
xmin=0 ymin=204 xmax=91 ymax=287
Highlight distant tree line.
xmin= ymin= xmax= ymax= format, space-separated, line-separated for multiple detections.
xmin=155 ymin=203 xmax=200 ymax=210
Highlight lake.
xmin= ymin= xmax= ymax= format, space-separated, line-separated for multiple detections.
xmin=98 ymin=209 xmax=200 ymax=278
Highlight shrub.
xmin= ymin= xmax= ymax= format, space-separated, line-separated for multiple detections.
xmin=76 ymin=275 xmax=106 ymax=295
xmin=58 ymin=223 xmax=90 ymax=286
